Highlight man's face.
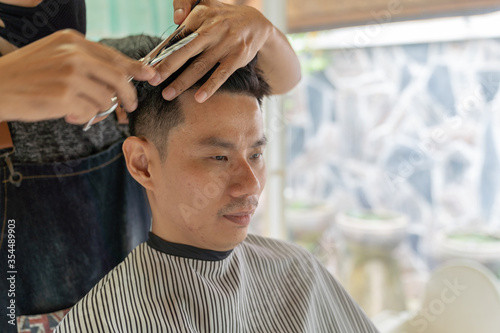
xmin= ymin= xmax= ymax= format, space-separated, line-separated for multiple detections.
xmin=149 ymin=91 xmax=266 ymax=251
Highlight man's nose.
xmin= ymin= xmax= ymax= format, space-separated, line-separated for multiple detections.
xmin=228 ymin=159 xmax=262 ymax=198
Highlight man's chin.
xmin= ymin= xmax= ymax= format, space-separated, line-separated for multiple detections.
xmin=213 ymin=228 xmax=249 ymax=252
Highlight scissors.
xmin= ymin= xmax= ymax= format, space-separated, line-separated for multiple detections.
xmin=83 ymin=29 xmax=199 ymax=131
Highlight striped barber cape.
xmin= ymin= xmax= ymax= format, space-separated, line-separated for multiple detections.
xmin=54 ymin=233 xmax=379 ymax=333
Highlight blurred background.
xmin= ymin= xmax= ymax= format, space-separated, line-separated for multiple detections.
xmin=86 ymin=0 xmax=500 ymax=331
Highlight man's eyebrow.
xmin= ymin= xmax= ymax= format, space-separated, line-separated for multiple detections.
xmin=252 ymin=135 xmax=267 ymax=148
xmin=198 ymin=135 xmax=267 ymax=149
xmin=198 ymin=137 xmax=235 ymax=149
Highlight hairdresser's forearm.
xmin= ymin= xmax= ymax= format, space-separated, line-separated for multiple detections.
xmin=258 ymin=26 xmax=301 ymax=95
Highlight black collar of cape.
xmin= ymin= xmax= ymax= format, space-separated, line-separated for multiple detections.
xmin=147 ymin=232 xmax=233 ymax=261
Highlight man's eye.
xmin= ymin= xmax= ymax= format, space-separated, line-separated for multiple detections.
xmin=212 ymin=156 xmax=227 ymax=161
xmin=251 ymin=153 xmax=263 ymax=159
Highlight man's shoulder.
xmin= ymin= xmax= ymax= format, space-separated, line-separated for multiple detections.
xmin=88 ymin=242 xmax=148 ymax=291
xmin=240 ymin=234 xmax=316 ymax=263
xmin=77 ymin=241 xmax=147 ymax=293
xmin=100 ymin=242 xmax=147 ymax=278
xmin=54 ymin=243 xmax=148 ymax=333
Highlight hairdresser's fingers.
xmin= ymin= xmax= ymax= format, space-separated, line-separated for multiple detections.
xmin=173 ymin=0 xmax=199 ymax=25
xmin=0 ymin=30 xmax=146 ymax=123
xmin=160 ymin=42 xmax=241 ymax=102
xmin=152 ymin=1 xmax=231 ymax=86
xmin=46 ymin=30 xmax=157 ymax=82
xmin=71 ymin=35 xmax=157 ymax=82
xmin=148 ymin=31 xmax=205 ymax=87
xmin=157 ymin=33 xmax=257 ymax=101
xmin=77 ymin=76 xmax=117 ymax=112
xmin=160 ymin=53 xmax=218 ymax=100
xmin=86 ymin=45 xmax=157 ymax=83
xmin=195 ymin=55 xmax=243 ymax=103
xmin=64 ymin=95 xmax=101 ymax=125
xmin=84 ymin=57 xmax=139 ymax=112
xmin=62 ymin=76 xmax=116 ymax=125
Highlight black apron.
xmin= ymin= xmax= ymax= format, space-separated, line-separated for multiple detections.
xmin=0 ymin=139 xmax=151 ymax=332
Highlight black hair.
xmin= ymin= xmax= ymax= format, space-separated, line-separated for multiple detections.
xmin=125 ymin=33 xmax=271 ymax=158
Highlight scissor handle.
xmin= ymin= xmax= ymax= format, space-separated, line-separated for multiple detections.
xmin=82 ymin=97 xmax=118 ymax=131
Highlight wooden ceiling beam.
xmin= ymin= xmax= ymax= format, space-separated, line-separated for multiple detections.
xmin=222 ymin=0 xmax=500 ymax=33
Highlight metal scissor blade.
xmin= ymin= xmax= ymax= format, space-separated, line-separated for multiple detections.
xmin=147 ymin=32 xmax=198 ymax=67
xmin=141 ymin=0 xmax=201 ymax=66
xmin=140 ymin=25 xmax=186 ymax=66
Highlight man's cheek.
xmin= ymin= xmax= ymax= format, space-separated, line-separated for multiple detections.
xmin=208 ymin=170 xmax=231 ymax=196
xmin=259 ymin=169 xmax=266 ymax=193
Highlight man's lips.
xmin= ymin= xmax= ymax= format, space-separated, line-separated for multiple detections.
xmin=222 ymin=210 xmax=255 ymax=226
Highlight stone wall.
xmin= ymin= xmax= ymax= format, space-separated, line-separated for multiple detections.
xmin=285 ymin=38 xmax=500 ymax=252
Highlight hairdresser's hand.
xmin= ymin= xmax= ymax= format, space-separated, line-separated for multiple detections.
xmin=156 ymin=0 xmax=301 ymax=103
xmin=0 ymin=29 xmax=157 ymax=124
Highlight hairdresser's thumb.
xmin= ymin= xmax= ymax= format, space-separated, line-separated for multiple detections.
xmin=173 ymin=0 xmax=193 ymax=24
xmin=128 ymin=61 xmax=158 ymax=82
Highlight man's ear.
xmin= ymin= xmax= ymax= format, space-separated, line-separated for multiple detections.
xmin=122 ymin=136 xmax=158 ymax=191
